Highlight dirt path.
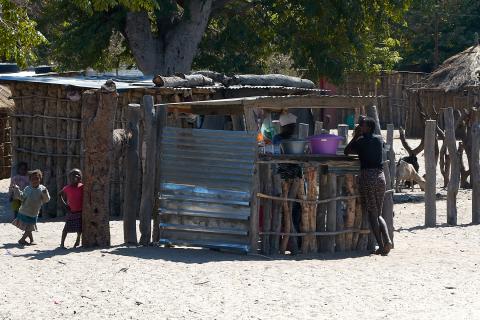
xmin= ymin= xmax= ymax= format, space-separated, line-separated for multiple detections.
xmin=1 ymin=137 xmax=480 ymax=319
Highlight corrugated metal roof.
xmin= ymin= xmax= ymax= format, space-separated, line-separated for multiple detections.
xmin=0 ymin=74 xmax=154 ymax=92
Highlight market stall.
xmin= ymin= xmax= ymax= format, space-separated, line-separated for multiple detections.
xmin=154 ymin=94 xmax=393 ymax=255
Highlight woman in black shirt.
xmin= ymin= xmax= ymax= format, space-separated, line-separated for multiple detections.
xmin=344 ymin=117 xmax=392 ymax=255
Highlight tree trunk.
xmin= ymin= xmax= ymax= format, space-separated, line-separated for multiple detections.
xmin=81 ymin=81 xmax=116 ymax=247
xmin=124 ymin=0 xmax=213 ymax=75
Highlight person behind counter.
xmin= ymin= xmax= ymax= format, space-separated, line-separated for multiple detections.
xmin=344 ymin=116 xmax=392 ymax=255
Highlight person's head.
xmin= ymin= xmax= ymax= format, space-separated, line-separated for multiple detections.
xmin=69 ymin=168 xmax=82 ymax=185
xmin=359 ymin=116 xmax=376 ymax=135
xmin=17 ymin=162 xmax=28 ymax=175
xmin=28 ymin=169 xmax=43 ymax=188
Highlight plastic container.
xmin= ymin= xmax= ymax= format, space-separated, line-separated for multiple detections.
xmin=308 ymin=134 xmax=343 ymax=155
xmin=281 ymin=139 xmax=308 ymax=154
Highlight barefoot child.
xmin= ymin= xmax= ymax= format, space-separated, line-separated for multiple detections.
xmin=9 ymin=162 xmax=30 ymax=219
xmin=11 ymin=169 xmax=50 ymax=245
xmin=59 ymin=169 xmax=83 ymax=248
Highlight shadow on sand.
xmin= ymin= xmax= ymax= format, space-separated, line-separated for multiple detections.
xmin=4 ymin=243 xmax=372 ymax=263
xmin=395 ymin=222 xmax=475 ymax=233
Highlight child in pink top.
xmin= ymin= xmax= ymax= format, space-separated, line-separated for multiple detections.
xmin=59 ymin=168 xmax=83 ymax=248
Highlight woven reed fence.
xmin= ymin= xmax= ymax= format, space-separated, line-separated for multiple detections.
xmin=6 ymin=81 xmax=215 ymax=217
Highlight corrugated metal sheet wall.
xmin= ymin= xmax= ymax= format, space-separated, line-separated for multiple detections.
xmin=158 ymin=127 xmax=257 ymax=252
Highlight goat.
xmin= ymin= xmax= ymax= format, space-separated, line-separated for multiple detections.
xmin=395 ymin=160 xmax=425 ymax=192
xmin=398 ymin=155 xmax=419 ymax=188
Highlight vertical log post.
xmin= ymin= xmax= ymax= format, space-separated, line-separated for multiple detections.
xmin=139 ymin=96 xmax=158 ymax=245
xmin=152 ymin=105 xmax=168 ymax=243
xmin=300 ymin=166 xmax=318 ymax=253
xmin=270 ymin=174 xmax=283 ymax=253
xmin=317 ymin=169 xmax=328 ymax=252
xmin=244 ymin=106 xmax=259 ymax=252
xmin=424 ymin=120 xmax=437 ymax=227
xmin=386 ymin=124 xmax=396 ymax=190
xmin=261 ymin=163 xmax=273 ymax=254
xmin=326 ymin=173 xmax=337 ymax=253
xmin=344 ymin=175 xmax=356 ymax=250
xmin=335 ymin=175 xmax=346 ymax=252
xmin=471 ymin=108 xmax=480 ymax=224
xmin=382 ymin=160 xmax=394 ymax=246
xmin=444 ymin=108 xmax=460 ymax=225
xmin=82 ymin=80 xmax=117 ymax=247
xmin=123 ymin=104 xmax=141 ymax=244
xmin=352 ymin=179 xmax=363 ymax=249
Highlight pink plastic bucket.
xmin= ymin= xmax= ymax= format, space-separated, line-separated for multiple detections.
xmin=308 ymin=134 xmax=343 ymax=155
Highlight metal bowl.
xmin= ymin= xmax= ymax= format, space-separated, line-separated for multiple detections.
xmin=281 ymin=139 xmax=307 ymax=154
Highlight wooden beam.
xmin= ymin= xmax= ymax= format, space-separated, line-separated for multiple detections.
xmin=424 ymin=120 xmax=437 ymax=227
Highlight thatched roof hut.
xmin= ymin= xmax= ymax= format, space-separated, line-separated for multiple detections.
xmin=422 ymin=45 xmax=480 ymax=92
xmin=406 ymin=45 xmax=480 ymax=137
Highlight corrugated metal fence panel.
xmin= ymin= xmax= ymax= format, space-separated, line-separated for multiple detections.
xmin=158 ymin=127 xmax=257 ymax=252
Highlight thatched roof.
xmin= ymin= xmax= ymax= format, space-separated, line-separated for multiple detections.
xmin=422 ymin=45 xmax=480 ymax=92
xmin=0 ymin=85 xmax=14 ymax=112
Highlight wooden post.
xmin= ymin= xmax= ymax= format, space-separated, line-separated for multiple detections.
xmin=444 ymin=108 xmax=460 ymax=225
xmin=326 ymin=173 xmax=337 ymax=253
xmin=317 ymin=169 xmax=328 ymax=252
xmin=300 ymin=166 xmax=318 ymax=253
xmin=250 ymin=162 xmax=261 ymax=252
xmin=139 ymin=96 xmax=158 ymax=245
xmin=244 ymin=106 xmax=260 ymax=252
xmin=152 ymin=105 xmax=167 ymax=243
xmin=81 ymin=81 xmax=116 ymax=247
xmin=471 ymin=108 xmax=480 ymax=224
xmin=366 ymin=105 xmax=382 ymax=135
xmin=261 ymin=163 xmax=273 ymax=254
xmin=386 ymin=124 xmax=396 ymax=190
xmin=344 ymin=175 xmax=356 ymax=250
xmin=123 ymin=104 xmax=141 ymax=244
xmin=270 ymin=174 xmax=283 ymax=253
xmin=352 ymin=179 xmax=363 ymax=249
xmin=382 ymin=160 xmax=394 ymax=245
xmin=335 ymin=175 xmax=346 ymax=252
xmin=424 ymin=120 xmax=437 ymax=227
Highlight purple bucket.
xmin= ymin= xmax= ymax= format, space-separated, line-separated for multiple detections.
xmin=308 ymin=134 xmax=343 ymax=155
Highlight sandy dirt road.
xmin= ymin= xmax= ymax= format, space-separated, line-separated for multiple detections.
xmin=1 ymin=136 xmax=479 ymax=320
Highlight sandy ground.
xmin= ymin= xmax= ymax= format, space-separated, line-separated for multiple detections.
xmin=1 ymin=135 xmax=480 ymax=320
